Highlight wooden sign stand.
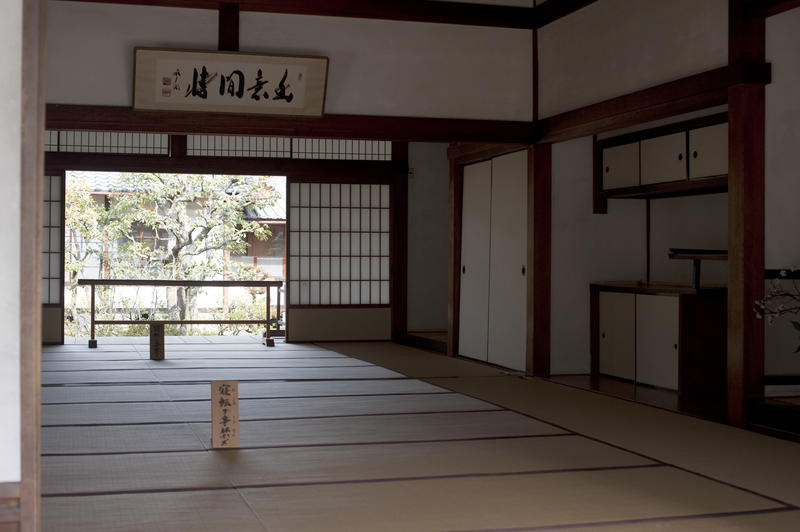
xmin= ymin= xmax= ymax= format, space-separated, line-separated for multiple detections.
xmin=211 ymin=380 xmax=240 ymax=449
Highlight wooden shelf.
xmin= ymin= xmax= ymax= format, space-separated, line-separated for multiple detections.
xmin=600 ymin=175 xmax=727 ymax=201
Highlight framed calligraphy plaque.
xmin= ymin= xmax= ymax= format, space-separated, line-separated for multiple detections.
xmin=211 ymin=380 xmax=240 ymax=449
xmin=134 ymin=48 xmax=328 ymax=117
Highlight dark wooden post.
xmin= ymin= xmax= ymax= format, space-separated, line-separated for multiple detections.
xmin=264 ymin=283 xmax=274 ymax=347
xmin=727 ymin=0 xmax=767 ymax=426
xmin=528 ymin=143 xmax=551 ymax=377
xmin=149 ymin=323 xmax=165 ymax=361
xmin=88 ymin=283 xmax=97 ymax=348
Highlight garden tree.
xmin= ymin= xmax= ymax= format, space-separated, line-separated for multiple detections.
xmin=65 ymin=172 xmax=279 ymax=332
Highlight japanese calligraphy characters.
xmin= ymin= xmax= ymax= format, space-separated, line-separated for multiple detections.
xmin=211 ymin=380 xmax=240 ymax=449
xmin=135 ymin=49 xmax=328 ymax=117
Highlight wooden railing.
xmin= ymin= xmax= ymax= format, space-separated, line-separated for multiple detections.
xmin=77 ymin=279 xmax=284 ymax=355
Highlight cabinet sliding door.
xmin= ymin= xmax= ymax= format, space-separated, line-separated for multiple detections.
xmin=487 ymin=150 xmax=528 ymax=371
xmin=458 ymin=161 xmax=492 ymax=361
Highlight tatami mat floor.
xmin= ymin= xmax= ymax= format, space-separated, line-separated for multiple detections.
xmin=41 ymin=338 xmax=800 ymax=531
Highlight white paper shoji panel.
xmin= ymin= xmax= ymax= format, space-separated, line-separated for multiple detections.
xmin=187 ymin=135 xmax=292 ymax=158
xmin=292 ymin=139 xmax=392 ymax=161
xmin=289 ymin=182 xmax=391 ymax=306
xmin=43 ymin=174 xmax=63 ymax=305
xmin=53 ymin=131 xmax=169 ymax=154
xmin=44 ymin=130 xmax=59 ymax=152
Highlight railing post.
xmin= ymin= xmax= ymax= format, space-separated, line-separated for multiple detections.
xmin=264 ymin=281 xmax=274 ymax=347
xmin=88 ymin=283 xmax=97 ymax=348
xmin=276 ymin=282 xmax=282 ymax=335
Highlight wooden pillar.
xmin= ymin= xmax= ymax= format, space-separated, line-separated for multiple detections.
xmin=391 ymin=142 xmax=409 ymax=341
xmin=218 ymin=2 xmax=239 ymax=52
xmin=21 ymin=0 xmax=45 ymax=529
xmin=527 ymin=143 xmax=551 ymax=377
xmin=727 ymin=0 xmax=766 ymax=425
xmin=447 ymin=159 xmax=463 ymax=357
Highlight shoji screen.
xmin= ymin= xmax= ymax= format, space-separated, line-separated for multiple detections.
xmin=42 ymin=172 xmax=65 ymax=343
xmin=287 ymin=180 xmax=392 ymax=341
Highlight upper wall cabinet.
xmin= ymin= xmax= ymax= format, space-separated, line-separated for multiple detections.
xmin=641 ymin=132 xmax=687 ymax=185
xmin=593 ymin=112 xmax=728 ymax=213
xmin=689 ymin=123 xmax=728 ymax=179
xmin=602 ymin=142 xmax=639 ymax=190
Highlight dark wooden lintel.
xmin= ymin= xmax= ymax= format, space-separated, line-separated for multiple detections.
xmin=745 ymin=0 xmax=800 ymax=18
xmin=45 ymin=104 xmax=533 ymax=144
xmin=537 ymin=62 xmax=770 ymax=143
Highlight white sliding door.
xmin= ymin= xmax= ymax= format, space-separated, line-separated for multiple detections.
xmin=487 ymin=150 xmax=528 ymax=371
xmin=458 ymin=161 xmax=492 ymax=361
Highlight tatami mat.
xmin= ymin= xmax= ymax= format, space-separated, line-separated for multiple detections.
xmin=162 ymin=379 xmax=450 ymax=401
xmin=42 ymin=423 xmax=205 ymax=455
xmin=174 ymin=393 xmax=499 ymax=422
xmin=42 ymin=384 xmax=171 ymax=404
xmin=190 ymin=410 xmax=566 ymax=449
xmin=42 ymin=436 xmax=653 ymax=496
xmin=43 ymin=401 xmax=185 ymax=426
xmin=42 ymin=338 xmax=800 ymax=531
xmin=239 ymin=467 xmax=783 ymax=532
xmin=42 ymin=490 xmax=265 ymax=532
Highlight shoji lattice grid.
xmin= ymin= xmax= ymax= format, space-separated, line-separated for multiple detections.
xmin=45 ymin=131 xmax=169 ymax=154
xmin=288 ymin=182 xmax=390 ymax=306
xmin=42 ymin=174 xmax=63 ymax=305
xmin=292 ymin=139 xmax=392 ymax=160
xmin=186 ymin=135 xmax=292 ymax=158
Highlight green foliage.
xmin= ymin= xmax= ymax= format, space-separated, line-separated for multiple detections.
xmin=65 ymin=173 xmax=281 ymax=337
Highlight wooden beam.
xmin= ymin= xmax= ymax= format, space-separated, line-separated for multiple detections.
xmin=46 ymin=104 xmax=534 ymax=144
xmin=218 ymin=2 xmax=239 ymax=52
xmin=446 ymin=143 xmax=528 ymax=165
xmin=54 ymin=0 xmax=536 ymax=29
xmin=45 ymin=152 xmax=403 ymax=180
xmin=745 ymin=0 xmax=800 ymax=17
xmin=535 ymin=0 xmax=598 ymax=27
xmin=727 ymin=0 xmax=766 ymax=426
xmin=537 ymin=63 xmax=770 ymax=143
xmin=527 ymin=144 xmax=551 ymax=377
xmin=21 ymin=0 xmax=45 ymax=530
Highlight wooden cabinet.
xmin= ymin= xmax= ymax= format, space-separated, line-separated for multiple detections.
xmin=598 ymin=292 xmax=635 ymax=381
xmin=459 ymin=151 xmax=528 ymax=372
xmin=689 ymin=123 xmax=728 ymax=179
xmin=602 ymin=142 xmax=639 ymax=190
xmin=635 ymin=294 xmax=679 ymax=390
xmin=593 ymin=113 xmax=728 ymax=214
xmin=641 ymin=132 xmax=687 ymax=185
xmin=591 ymin=284 xmax=726 ymax=398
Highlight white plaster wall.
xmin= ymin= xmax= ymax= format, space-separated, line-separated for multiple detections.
xmin=240 ymin=12 xmax=532 ymax=120
xmin=46 ymin=1 xmax=533 ymax=121
xmin=538 ymin=0 xmax=727 ymax=118
xmin=649 ymin=194 xmax=728 ymax=286
xmin=765 ymin=8 xmax=800 ymax=374
xmin=550 ymin=137 xmax=646 ymax=374
xmin=47 ymin=1 xmax=219 ymax=106
xmin=0 ymin=0 xmax=22 ymax=483
xmin=407 ymin=143 xmax=449 ymax=332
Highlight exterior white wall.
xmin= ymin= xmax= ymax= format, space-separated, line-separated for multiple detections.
xmin=46 ymin=1 xmax=533 ymax=121
xmin=765 ymin=8 xmax=800 ymax=375
xmin=538 ymin=0 xmax=727 ymax=118
xmin=0 ymin=0 xmax=22 ymax=483
xmin=649 ymin=194 xmax=728 ymax=286
xmin=550 ymin=137 xmax=646 ymax=374
xmin=407 ymin=143 xmax=449 ymax=332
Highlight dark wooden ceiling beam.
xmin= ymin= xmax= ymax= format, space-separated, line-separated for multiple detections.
xmin=536 ymin=61 xmax=771 ymax=143
xmin=745 ymin=0 xmax=800 ymax=18
xmin=54 ymin=0 xmax=537 ymax=29
xmin=45 ymin=104 xmax=534 ymax=144
xmin=535 ymin=0 xmax=598 ymax=27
